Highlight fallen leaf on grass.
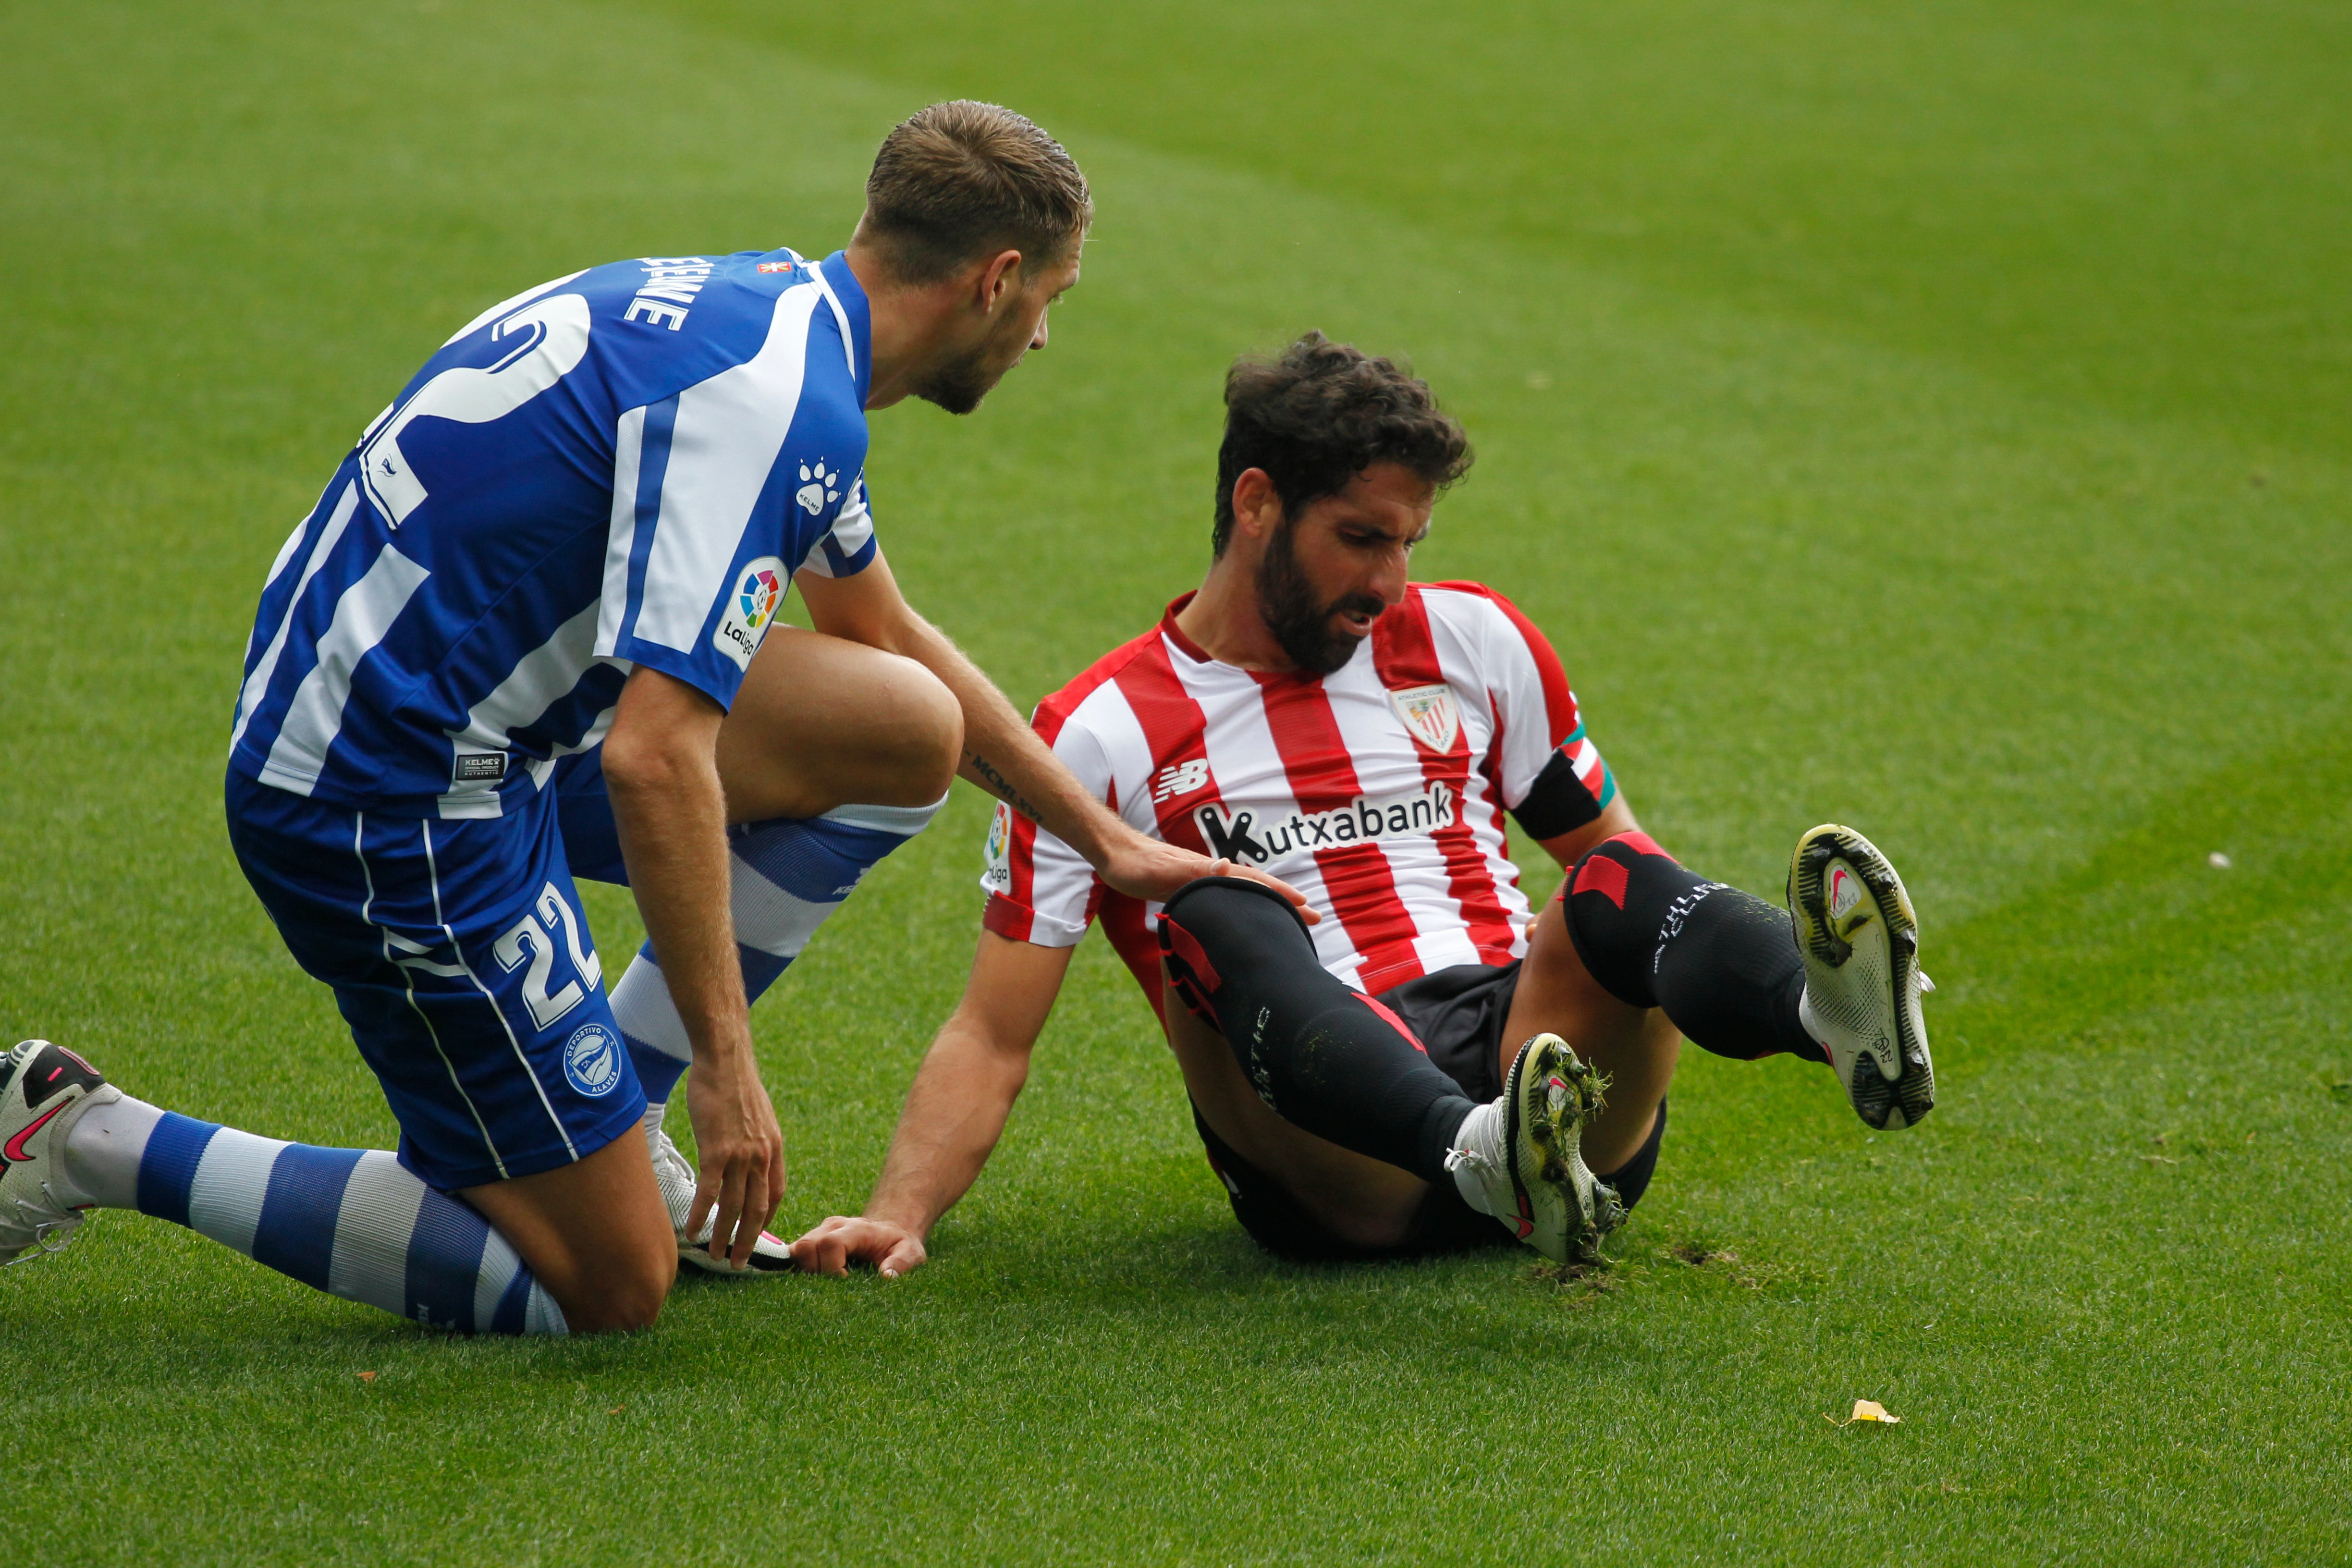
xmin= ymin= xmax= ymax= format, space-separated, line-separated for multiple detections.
xmin=1825 ymin=1399 xmax=1901 ymax=1426
xmin=356 ymin=1372 xmax=378 ymax=1383
xmin=607 ymin=1407 xmax=625 ymax=1415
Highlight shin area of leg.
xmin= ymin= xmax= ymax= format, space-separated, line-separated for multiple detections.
xmin=1561 ymin=832 xmax=1823 ymax=1065
xmin=1157 ymin=877 xmax=1473 ymax=1180
xmin=61 ymin=1093 xmax=569 ymax=1334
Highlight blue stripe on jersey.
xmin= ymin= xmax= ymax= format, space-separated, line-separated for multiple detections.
xmin=135 ymin=1113 xmax=223 ymax=1226
xmin=619 ymin=393 xmax=681 ymax=653
xmin=229 ymin=250 xmax=882 ymax=819
xmin=251 ymin=1144 xmax=365 ymax=1290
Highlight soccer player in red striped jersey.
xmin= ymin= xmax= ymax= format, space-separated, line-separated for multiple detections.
xmin=793 ymin=333 xmax=1935 ymax=1275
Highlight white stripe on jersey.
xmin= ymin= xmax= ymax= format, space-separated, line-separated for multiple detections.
xmin=594 ymin=403 xmax=647 ymax=660
xmin=439 ymin=600 xmax=616 ymax=819
xmin=258 ymin=544 xmax=432 ymax=796
xmin=230 ymin=479 xmax=361 ymax=757
xmin=795 ymin=479 xmax=874 ymax=579
xmin=1320 ymin=656 xmax=1494 ymax=981
xmin=631 ymin=283 xmax=824 ymax=653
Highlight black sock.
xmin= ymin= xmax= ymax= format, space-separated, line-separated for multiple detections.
xmin=1159 ymin=878 xmax=1476 ymax=1182
xmin=1562 ymin=833 xmax=1827 ymax=1066
xmin=1592 ymin=1097 xmax=1666 ymax=1211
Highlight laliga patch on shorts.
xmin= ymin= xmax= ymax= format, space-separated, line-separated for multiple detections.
xmin=562 ymin=1021 xmax=625 ymax=1098
xmin=713 ymin=555 xmax=786 ymax=671
xmin=1387 ymin=682 xmax=1461 ymax=753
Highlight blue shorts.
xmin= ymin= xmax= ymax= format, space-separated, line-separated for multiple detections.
xmin=226 ymin=764 xmax=645 ymax=1191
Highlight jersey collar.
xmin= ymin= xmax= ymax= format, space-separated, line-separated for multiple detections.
xmin=1160 ymin=589 xmax=1385 ymax=687
xmin=1159 ymin=592 xmax=1214 ymax=664
xmin=818 ymin=250 xmax=873 ymax=408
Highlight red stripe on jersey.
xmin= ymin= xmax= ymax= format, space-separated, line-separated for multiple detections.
xmin=1373 ymin=591 xmax=1522 ymax=968
xmin=1251 ymin=672 xmax=1423 ymax=990
xmin=989 ymin=626 xmax=1155 ymax=943
xmin=1433 ymin=580 xmax=1580 ymax=747
xmin=1110 ymin=634 xmax=1218 ymax=858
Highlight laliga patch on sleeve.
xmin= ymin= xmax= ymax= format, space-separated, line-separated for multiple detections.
xmin=982 ymin=801 xmax=1015 ymax=894
xmin=713 ymin=556 xmax=786 ymax=671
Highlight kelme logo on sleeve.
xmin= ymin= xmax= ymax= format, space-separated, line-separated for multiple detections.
xmin=713 ymin=556 xmax=785 ymax=671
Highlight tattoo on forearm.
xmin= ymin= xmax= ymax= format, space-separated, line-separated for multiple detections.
xmin=963 ymin=750 xmax=1047 ymax=823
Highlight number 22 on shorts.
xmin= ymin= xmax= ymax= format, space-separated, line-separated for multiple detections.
xmin=493 ymin=882 xmax=604 ymax=1031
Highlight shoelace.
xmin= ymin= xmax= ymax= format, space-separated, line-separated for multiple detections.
xmin=1442 ymin=1146 xmax=1494 ymax=1175
xmin=4 ymin=1183 xmax=82 ymax=1265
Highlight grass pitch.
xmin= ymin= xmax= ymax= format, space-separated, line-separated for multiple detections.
xmin=4 ymin=1 xmax=2350 ymax=1560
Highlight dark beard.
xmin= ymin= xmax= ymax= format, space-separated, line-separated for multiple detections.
xmin=1254 ymin=522 xmax=1385 ymax=676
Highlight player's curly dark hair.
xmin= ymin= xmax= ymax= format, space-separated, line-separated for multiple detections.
xmin=1213 ymin=332 xmax=1472 ymax=557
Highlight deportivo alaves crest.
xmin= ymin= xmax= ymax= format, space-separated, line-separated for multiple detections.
xmin=1196 ymin=782 xmax=1458 ymax=865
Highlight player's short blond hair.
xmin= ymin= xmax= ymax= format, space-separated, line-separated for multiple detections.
xmin=862 ymin=101 xmax=1092 ymax=284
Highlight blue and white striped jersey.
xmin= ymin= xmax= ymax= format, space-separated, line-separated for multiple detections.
xmin=229 ymin=248 xmax=881 ymax=818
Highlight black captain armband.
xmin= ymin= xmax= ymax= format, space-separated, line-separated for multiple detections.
xmin=1508 ymin=738 xmax=1617 ymax=842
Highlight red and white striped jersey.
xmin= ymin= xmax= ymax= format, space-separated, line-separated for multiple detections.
xmin=982 ymin=581 xmax=1617 ymax=1016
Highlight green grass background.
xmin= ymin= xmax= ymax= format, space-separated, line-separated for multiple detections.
xmin=4 ymin=0 xmax=2349 ymax=1559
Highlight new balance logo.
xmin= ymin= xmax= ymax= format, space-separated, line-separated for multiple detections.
xmin=1153 ymin=760 xmax=1211 ymax=802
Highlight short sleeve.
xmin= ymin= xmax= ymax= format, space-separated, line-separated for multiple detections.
xmin=1472 ymin=588 xmax=1617 ymax=840
xmin=600 ymin=282 xmax=838 ymax=710
xmin=981 ymin=715 xmax=1110 ymax=947
xmin=795 ymin=472 xmax=879 ymax=580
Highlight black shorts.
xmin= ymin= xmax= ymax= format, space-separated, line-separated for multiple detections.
xmin=1192 ymin=961 xmax=1524 ymax=1263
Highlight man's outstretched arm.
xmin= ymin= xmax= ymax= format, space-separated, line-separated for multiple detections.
xmin=796 ymin=559 xmax=1314 ymax=922
xmin=791 ymin=932 xmax=1076 ymax=1276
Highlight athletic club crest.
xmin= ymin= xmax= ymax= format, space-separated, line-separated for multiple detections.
xmin=1387 ymin=682 xmax=1460 ymax=753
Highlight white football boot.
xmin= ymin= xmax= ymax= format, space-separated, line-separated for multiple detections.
xmin=0 ymin=1040 xmax=116 ymax=1264
xmin=646 ymin=1119 xmax=794 ymax=1275
xmin=1445 ymin=1034 xmax=1626 ymax=1264
xmin=1789 ymin=824 xmax=1936 ymax=1131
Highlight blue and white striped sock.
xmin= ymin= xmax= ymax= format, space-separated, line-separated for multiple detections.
xmin=609 ymin=796 xmax=946 ymax=1108
xmin=60 ymin=1096 xmax=565 ymax=1335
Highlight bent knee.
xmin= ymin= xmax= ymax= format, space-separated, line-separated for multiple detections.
xmin=898 ymin=659 xmax=963 ymax=796
xmin=561 ymin=1250 xmax=676 ymax=1334
xmin=864 ymin=654 xmax=961 ymax=805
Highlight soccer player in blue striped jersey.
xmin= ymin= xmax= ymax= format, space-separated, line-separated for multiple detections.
xmin=0 ymin=102 xmax=1306 ymax=1332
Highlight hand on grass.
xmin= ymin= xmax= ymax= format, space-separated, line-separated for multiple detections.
xmin=684 ymin=1047 xmax=785 ymax=1270
xmin=791 ymin=1215 xmax=927 ymax=1279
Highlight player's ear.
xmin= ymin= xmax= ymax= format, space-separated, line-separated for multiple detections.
xmin=1230 ymin=468 xmax=1282 ymax=539
xmin=976 ymin=248 xmax=1024 ymax=313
